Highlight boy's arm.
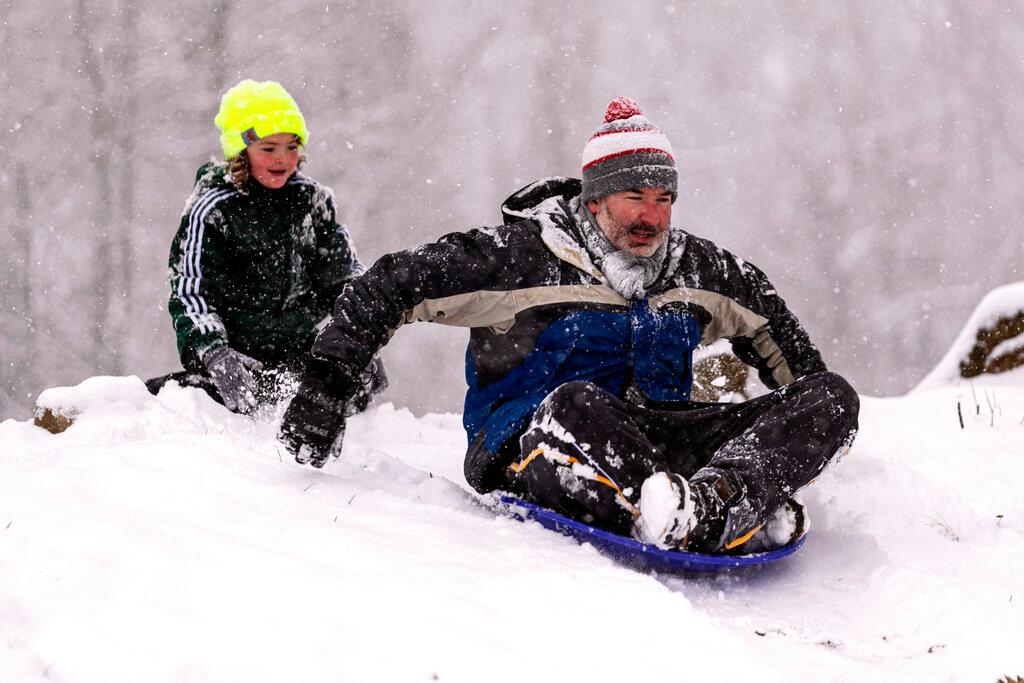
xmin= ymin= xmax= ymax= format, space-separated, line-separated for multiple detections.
xmin=167 ymin=202 xmax=231 ymax=367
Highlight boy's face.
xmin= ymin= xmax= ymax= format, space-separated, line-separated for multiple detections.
xmin=586 ymin=187 xmax=673 ymax=257
xmin=245 ymin=132 xmax=300 ymax=189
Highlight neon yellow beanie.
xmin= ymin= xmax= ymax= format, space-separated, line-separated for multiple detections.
xmin=214 ymin=79 xmax=310 ymax=160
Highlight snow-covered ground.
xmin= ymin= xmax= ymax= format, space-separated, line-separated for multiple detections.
xmin=1 ymin=374 xmax=1022 ymax=682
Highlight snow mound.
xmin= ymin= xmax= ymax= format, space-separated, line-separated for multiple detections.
xmin=916 ymin=281 xmax=1024 ymax=391
xmin=1 ymin=376 xmax=1022 ymax=681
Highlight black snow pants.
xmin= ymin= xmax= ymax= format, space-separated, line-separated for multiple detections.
xmin=508 ymin=371 xmax=859 ymax=541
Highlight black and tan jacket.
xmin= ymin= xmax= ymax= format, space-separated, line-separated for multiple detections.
xmin=311 ymin=177 xmax=826 ymax=491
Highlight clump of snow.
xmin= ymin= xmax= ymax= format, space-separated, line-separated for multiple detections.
xmin=635 ymin=471 xmax=696 ymax=548
xmin=692 ymin=337 xmax=732 ymax=362
xmin=35 ymin=375 xmax=153 ymax=417
xmin=747 ymin=495 xmax=805 ymax=551
xmin=1 ymin=375 xmax=1022 ymax=681
xmin=916 ymin=281 xmax=1024 ymax=391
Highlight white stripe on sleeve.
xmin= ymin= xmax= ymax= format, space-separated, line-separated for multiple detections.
xmin=177 ymin=188 xmax=235 ymax=334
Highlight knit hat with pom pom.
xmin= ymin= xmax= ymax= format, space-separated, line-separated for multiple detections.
xmin=580 ymin=97 xmax=677 ymax=203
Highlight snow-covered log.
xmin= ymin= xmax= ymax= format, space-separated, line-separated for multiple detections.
xmin=916 ymin=282 xmax=1024 ymax=391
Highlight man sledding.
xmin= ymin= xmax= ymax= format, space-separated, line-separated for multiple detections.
xmin=279 ymin=97 xmax=859 ymax=555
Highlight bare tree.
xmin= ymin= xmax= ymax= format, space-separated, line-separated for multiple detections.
xmin=74 ymin=0 xmax=121 ymax=374
xmin=114 ymin=0 xmax=141 ymax=359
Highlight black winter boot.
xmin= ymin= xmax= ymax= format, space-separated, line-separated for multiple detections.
xmin=634 ymin=469 xmax=756 ymax=553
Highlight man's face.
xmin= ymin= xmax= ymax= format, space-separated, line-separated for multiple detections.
xmin=586 ymin=187 xmax=673 ymax=257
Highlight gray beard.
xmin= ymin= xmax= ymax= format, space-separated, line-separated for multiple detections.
xmin=577 ymin=202 xmax=668 ymax=300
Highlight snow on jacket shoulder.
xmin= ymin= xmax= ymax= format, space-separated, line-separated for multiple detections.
xmin=167 ymin=162 xmax=362 ymax=367
xmin=311 ymin=176 xmax=825 ymax=492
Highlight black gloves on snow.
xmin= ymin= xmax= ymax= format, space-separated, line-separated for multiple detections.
xmin=279 ymin=356 xmax=387 ymax=468
xmin=203 ymin=346 xmax=263 ymax=414
xmin=279 ymin=374 xmax=351 ymax=468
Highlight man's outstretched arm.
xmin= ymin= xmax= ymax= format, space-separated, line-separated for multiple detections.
xmin=279 ymin=225 xmax=518 ymax=466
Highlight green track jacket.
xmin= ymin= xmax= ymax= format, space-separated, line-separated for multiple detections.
xmin=167 ymin=162 xmax=363 ymax=367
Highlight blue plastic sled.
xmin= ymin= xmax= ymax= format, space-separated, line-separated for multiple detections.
xmin=497 ymin=495 xmax=806 ymax=573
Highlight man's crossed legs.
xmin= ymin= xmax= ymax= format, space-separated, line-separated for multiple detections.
xmin=508 ymin=372 xmax=859 ymax=553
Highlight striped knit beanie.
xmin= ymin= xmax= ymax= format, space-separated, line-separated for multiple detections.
xmin=580 ymin=97 xmax=677 ymax=203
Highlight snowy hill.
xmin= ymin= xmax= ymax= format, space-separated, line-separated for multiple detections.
xmin=1 ymin=376 xmax=1022 ymax=682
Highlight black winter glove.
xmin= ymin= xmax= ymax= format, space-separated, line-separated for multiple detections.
xmin=203 ymin=346 xmax=263 ymax=414
xmin=279 ymin=361 xmax=356 ymax=467
xmin=345 ymin=355 xmax=389 ymax=416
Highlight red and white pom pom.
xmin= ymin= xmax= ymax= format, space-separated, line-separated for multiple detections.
xmin=604 ymin=96 xmax=643 ymax=123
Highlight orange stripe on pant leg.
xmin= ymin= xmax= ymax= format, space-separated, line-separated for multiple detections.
xmin=724 ymin=526 xmax=761 ymax=550
xmin=509 ymin=447 xmax=639 ymax=518
xmin=508 ymin=447 xmax=545 ymax=474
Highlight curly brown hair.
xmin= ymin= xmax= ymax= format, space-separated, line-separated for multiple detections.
xmin=226 ymin=143 xmax=307 ymax=191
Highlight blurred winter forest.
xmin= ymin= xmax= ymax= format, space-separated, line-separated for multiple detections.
xmin=3 ymin=1 xmax=1023 ymax=419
